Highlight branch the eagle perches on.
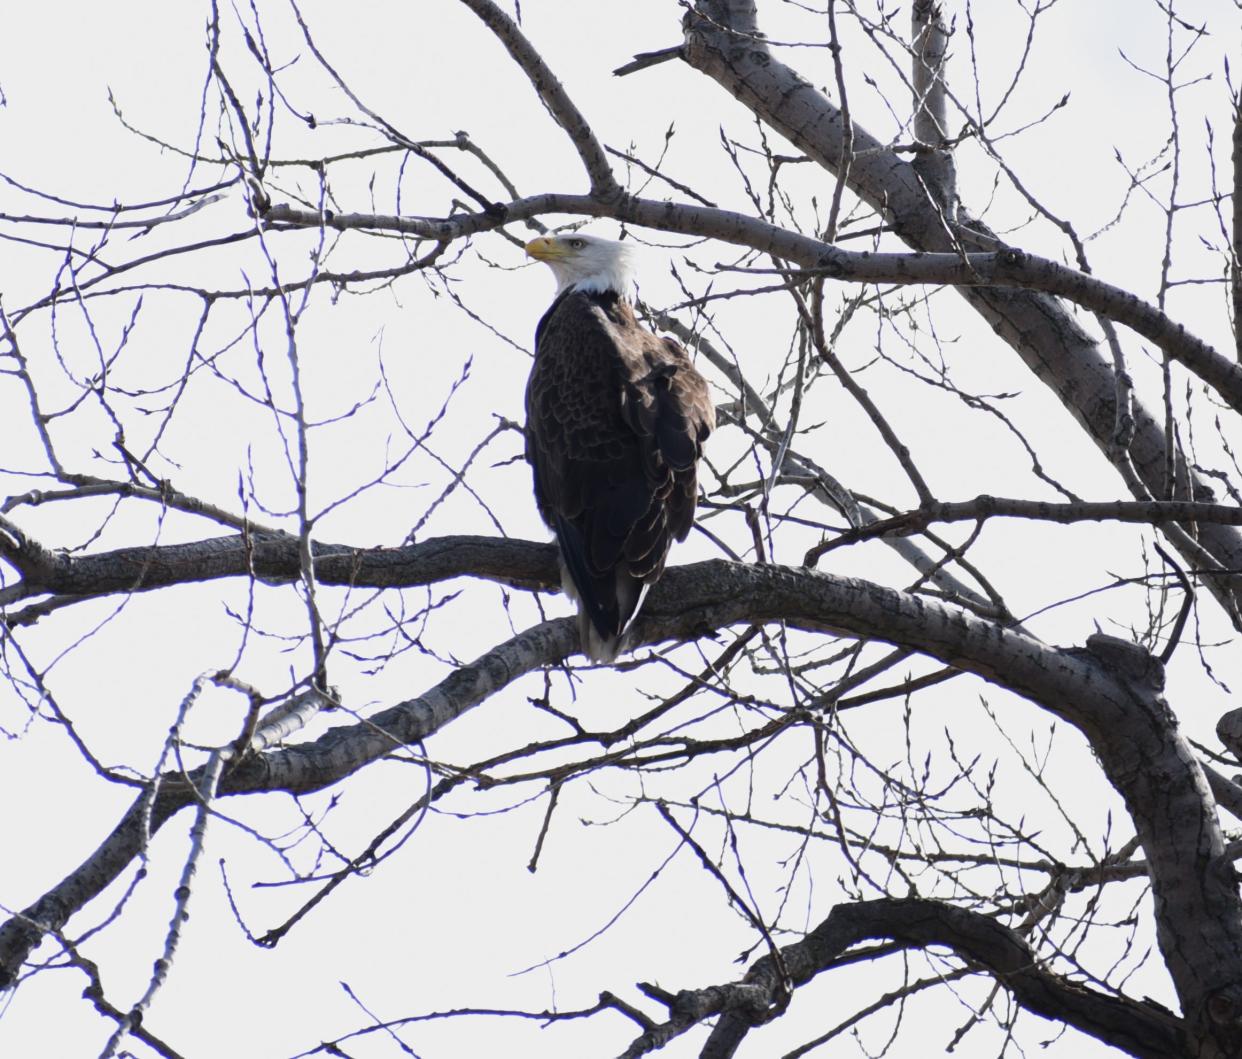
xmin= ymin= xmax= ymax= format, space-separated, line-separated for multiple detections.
xmin=4 ymin=514 xmax=1242 ymax=1053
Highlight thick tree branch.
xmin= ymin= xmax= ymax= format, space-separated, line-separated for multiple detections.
xmin=9 ymin=493 xmax=1239 ymax=620
xmin=660 ymin=898 xmax=1184 ymax=1059
xmin=0 ymin=531 xmax=556 ymax=615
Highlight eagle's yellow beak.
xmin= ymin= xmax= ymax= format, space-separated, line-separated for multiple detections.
xmin=525 ymin=237 xmax=564 ymax=261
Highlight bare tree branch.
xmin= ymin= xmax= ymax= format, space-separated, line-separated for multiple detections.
xmin=674 ymin=898 xmax=1184 ymax=1059
xmin=457 ymin=0 xmax=619 ymax=196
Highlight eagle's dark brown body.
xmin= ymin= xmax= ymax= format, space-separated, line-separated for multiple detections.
xmin=525 ymin=288 xmax=714 ymax=660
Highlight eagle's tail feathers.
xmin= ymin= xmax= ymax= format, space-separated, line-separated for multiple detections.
xmin=555 ymin=526 xmax=649 ymax=661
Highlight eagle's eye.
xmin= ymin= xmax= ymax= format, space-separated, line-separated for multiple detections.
xmin=568 ymin=238 xmax=586 ymax=249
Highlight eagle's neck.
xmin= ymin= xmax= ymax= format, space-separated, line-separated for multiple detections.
xmin=565 ymin=275 xmax=627 ymax=296
xmin=556 ymin=258 xmax=635 ymax=297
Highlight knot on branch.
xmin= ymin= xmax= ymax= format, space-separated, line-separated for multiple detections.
xmin=1083 ymin=633 xmax=1165 ymax=692
xmin=1217 ymin=706 xmax=1242 ymax=762
xmin=241 ymin=170 xmax=271 ymax=217
xmin=1208 ymin=983 xmax=1242 ymax=1023
xmin=814 ymin=248 xmax=846 ymax=279
xmin=997 ymin=246 xmax=1027 ymax=270
xmin=683 ymin=983 xmax=771 ymax=1025
xmin=0 ymin=515 xmax=66 ymax=587
xmin=1206 ymin=983 xmax=1242 ymax=1053
xmin=592 ymin=183 xmax=630 ymax=208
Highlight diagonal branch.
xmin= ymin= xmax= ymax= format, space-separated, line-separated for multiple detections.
xmin=457 ymin=0 xmax=618 ymax=196
xmin=0 ymin=618 xmax=575 ymax=987
xmin=629 ymin=897 xmax=1184 ymax=1059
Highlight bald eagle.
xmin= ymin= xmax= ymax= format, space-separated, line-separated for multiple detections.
xmin=524 ymin=234 xmax=714 ymax=661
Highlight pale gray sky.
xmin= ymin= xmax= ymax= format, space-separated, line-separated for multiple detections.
xmin=1 ymin=2 xmax=1238 ymax=1056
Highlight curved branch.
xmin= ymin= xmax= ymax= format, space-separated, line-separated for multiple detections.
xmin=780 ymin=248 xmax=1242 ymax=417
xmin=637 ymin=897 xmax=1184 ymax=1059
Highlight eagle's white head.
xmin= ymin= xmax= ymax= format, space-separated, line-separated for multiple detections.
xmin=525 ymin=233 xmax=637 ymax=296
